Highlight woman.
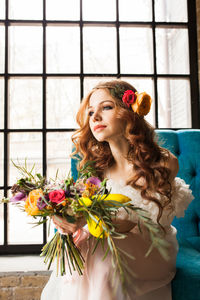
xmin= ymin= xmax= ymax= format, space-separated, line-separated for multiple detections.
xmin=41 ymin=80 xmax=193 ymax=300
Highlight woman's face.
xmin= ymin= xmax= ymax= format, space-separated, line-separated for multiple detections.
xmin=88 ymin=89 xmax=126 ymax=142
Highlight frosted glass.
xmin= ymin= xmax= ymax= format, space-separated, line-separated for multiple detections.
xmin=47 ymin=78 xmax=80 ymax=128
xmin=0 ymin=190 xmax=3 ymax=245
xmin=0 ymin=134 xmax=3 ymax=186
xmin=0 ymin=78 xmax=4 ymax=129
xmin=8 ymin=199 xmax=43 ymax=244
xmin=46 ymin=26 xmax=80 ymax=73
xmin=0 ymin=0 xmax=5 ymax=19
xmin=121 ymin=77 xmax=155 ymax=126
xmin=9 ymin=0 xmax=43 ymax=20
xmin=120 ymin=26 xmax=153 ymax=74
xmin=8 ymin=78 xmax=42 ymax=129
xmin=0 ymin=25 xmax=5 ymax=73
xmin=156 ymin=28 xmax=189 ymax=74
xmin=155 ymin=0 xmax=187 ymax=22
xmin=8 ymin=132 xmax=42 ymax=185
xmin=9 ymin=26 xmax=43 ymax=73
xmin=83 ymin=0 xmax=116 ymax=21
xmin=46 ymin=0 xmax=80 ymax=20
xmin=83 ymin=26 xmax=117 ymax=73
xmin=46 ymin=132 xmax=73 ymax=180
xmin=119 ymin=0 xmax=152 ymax=21
xmin=157 ymin=79 xmax=191 ymax=128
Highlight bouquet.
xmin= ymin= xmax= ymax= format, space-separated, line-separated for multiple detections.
xmin=1 ymin=160 xmax=169 ymax=291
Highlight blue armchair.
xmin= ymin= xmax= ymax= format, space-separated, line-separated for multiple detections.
xmin=71 ymin=129 xmax=200 ymax=300
xmin=156 ymin=129 xmax=200 ymax=300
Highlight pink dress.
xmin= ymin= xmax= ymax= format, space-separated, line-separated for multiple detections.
xmin=41 ymin=177 xmax=194 ymax=300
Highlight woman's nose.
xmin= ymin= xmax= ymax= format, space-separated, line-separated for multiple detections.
xmin=92 ymin=110 xmax=102 ymax=121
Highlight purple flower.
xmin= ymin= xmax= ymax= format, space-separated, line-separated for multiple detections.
xmin=86 ymin=177 xmax=101 ymax=187
xmin=37 ymin=196 xmax=48 ymax=210
xmin=10 ymin=192 xmax=27 ymax=202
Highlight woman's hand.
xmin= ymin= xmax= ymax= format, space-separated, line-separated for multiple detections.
xmin=52 ymin=215 xmax=86 ymax=235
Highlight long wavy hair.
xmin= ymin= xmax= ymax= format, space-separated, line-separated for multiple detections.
xmin=72 ymin=79 xmax=172 ymax=225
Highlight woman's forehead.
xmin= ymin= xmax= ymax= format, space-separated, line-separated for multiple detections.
xmin=89 ymin=89 xmax=114 ymax=106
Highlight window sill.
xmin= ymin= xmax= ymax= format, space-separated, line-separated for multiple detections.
xmin=0 ymin=255 xmax=52 ymax=274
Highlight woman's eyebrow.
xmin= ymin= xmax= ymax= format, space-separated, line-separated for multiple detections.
xmin=88 ymin=100 xmax=114 ymax=109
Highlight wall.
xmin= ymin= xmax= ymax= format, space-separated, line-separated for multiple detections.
xmin=0 ymin=272 xmax=49 ymax=300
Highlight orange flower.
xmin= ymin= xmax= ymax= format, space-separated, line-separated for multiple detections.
xmin=131 ymin=92 xmax=152 ymax=116
xmin=24 ymin=189 xmax=43 ymax=216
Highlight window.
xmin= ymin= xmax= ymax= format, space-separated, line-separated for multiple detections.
xmin=0 ymin=0 xmax=199 ymax=254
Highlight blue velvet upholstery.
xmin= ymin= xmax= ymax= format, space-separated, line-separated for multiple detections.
xmin=71 ymin=129 xmax=200 ymax=299
xmin=156 ymin=129 xmax=200 ymax=300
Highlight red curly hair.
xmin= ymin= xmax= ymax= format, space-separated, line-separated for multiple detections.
xmin=72 ymin=79 xmax=172 ymax=225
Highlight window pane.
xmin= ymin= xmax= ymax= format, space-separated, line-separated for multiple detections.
xmin=156 ymin=28 xmax=189 ymax=74
xmin=8 ymin=78 xmax=42 ymax=129
xmin=9 ymin=0 xmax=43 ymax=20
xmin=121 ymin=77 xmax=155 ymax=126
xmin=46 ymin=0 xmax=80 ymax=20
xmin=155 ymin=0 xmax=187 ymax=22
xmin=8 ymin=132 xmax=43 ymax=244
xmin=47 ymin=132 xmax=72 ymax=179
xmin=0 ymin=78 xmax=4 ymax=129
xmin=8 ymin=132 xmax=42 ymax=185
xmin=47 ymin=77 xmax=80 ymax=128
xmin=83 ymin=26 xmax=117 ymax=73
xmin=83 ymin=0 xmax=116 ymax=21
xmin=46 ymin=26 xmax=80 ymax=73
xmin=84 ymin=77 xmax=117 ymax=97
xmin=157 ymin=78 xmax=191 ymax=128
xmin=8 ymin=196 xmax=43 ymax=244
xmin=0 ymin=25 xmax=5 ymax=73
xmin=0 ymin=134 xmax=3 ymax=186
xmin=119 ymin=0 xmax=152 ymax=21
xmin=0 ymin=190 xmax=3 ymax=245
xmin=9 ymin=25 xmax=43 ymax=73
xmin=0 ymin=0 xmax=5 ymax=19
xmin=120 ymin=26 xmax=153 ymax=74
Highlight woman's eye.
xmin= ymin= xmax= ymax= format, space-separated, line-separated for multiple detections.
xmin=88 ymin=111 xmax=94 ymax=117
xmin=103 ymin=105 xmax=113 ymax=110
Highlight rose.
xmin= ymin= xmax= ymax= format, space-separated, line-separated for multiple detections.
xmin=25 ymin=189 xmax=43 ymax=216
xmin=131 ymin=92 xmax=152 ymax=116
xmin=122 ymin=90 xmax=136 ymax=107
xmin=49 ymin=189 xmax=65 ymax=204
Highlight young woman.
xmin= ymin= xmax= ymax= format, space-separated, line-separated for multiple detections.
xmin=41 ymin=80 xmax=193 ymax=300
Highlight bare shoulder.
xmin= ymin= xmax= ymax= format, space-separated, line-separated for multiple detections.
xmin=161 ymin=151 xmax=179 ymax=182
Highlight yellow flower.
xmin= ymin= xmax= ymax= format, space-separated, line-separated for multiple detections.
xmin=102 ymin=193 xmax=131 ymax=204
xmin=87 ymin=215 xmax=108 ymax=238
xmin=79 ymin=197 xmax=92 ymax=207
xmin=131 ymin=92 xmax=152 ymax=116
xmin=24 ymin=189 xmax=43 ymax=216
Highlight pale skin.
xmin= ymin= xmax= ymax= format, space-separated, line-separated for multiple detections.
xmin=53 ymin=88 xmax=179 ymax=235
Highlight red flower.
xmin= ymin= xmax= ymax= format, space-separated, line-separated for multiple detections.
xmin=122 ymin=90 xmax=136 ymax=107
xmin=49 ymin=189 xmax=65 ymax=204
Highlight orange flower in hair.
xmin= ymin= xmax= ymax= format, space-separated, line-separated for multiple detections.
xmin=131 ymin=92 xmax=152 ymax=116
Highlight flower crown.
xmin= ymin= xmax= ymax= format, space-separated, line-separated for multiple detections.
xmin=110 ymin=85 xmax=152 ymax=116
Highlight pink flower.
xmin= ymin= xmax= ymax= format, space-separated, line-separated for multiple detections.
xmin=49 ymin=189 xmax=65 ymax=204
xmin=122 ymin=90 xmax=136 ymax=107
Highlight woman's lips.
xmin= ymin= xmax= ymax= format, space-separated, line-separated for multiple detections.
xmin=94 ymin=125 xmax=107 ymax=131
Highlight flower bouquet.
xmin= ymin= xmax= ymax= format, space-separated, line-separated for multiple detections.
xmin=1 ymin=160 xmax=169 ymax=291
